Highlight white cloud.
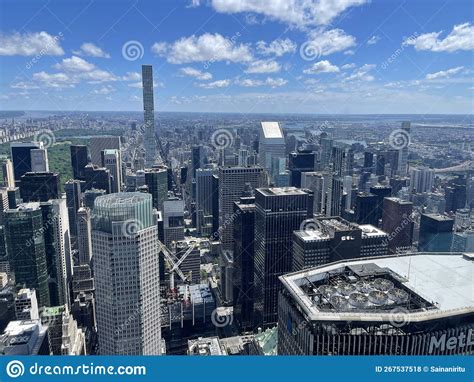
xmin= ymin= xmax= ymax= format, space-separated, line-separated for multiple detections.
xmin=180 ymin=67 xmax=212 ymax=80
xmin=32 ymin=72 xmax=75 ymax=88
xmin=73 ymin=42 xmax=110 ymax=58
xmin=128 ymin=80 xmax=163 ymax=88
xmin=151 ymin=42 xmax=168 ymax=55
xmin=153 ymin=33 xmax=252 ymax=64
xmin=122 ymin=72 xmax=141 ymax=81
xmin=264 ymin=77 xmax=288 ymax=87
xmin=305 ymin=28 xmax=356 ymax=56
xmin=93 ymin=85 xmax=115 ymax=94
xmin=54 ymin=56 xmax=95 ymax=72
xmin=367 ymin=35 xmax=380 ymax=45
xmin=10 ymin=81 xmax=39 ymax=90
xmin=256 ymin=38 xmax=296 ymax=56
xmin=245 ymin=59 xmax=281 ymax=73
xmin=0 ymin=31 xmax=64 ymax=56
xmin=403 ymin=23 xmax=474 ymax=52
xmin=341 ymin=63 xmax=356 ymax=70
xmin=210 ymin=0 xmax=368 ymax=27
xmin=236 ymin=77 xmax=288 ymax=88
xmin=198 ymin=79 xmax=231 ymax=89
xmin=344 ymin=49 xmax=355 ymax=55
xmin=344 ymin=64 xmax=376 ymax=82
xmin=425 ymin=66 xmax=464 ymax=80
xmin=303 ymin=60 xmax=339 ymax=74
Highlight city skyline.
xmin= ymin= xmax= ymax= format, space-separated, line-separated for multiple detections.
xmin=0 ymin=0 xmax=473 ymax=114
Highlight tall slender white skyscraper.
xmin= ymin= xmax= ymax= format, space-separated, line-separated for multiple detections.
xmin=397 ymin=121 xmax=411 ymax=176
xmin=142 ymin=65 xmax=159 ymax=168
xmin=92 ymin=193 xmax=161 ymax=355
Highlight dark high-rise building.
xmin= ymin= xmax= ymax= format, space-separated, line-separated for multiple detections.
xmin=376 ymin=150 xmax=398 ymax=176
xmin=292 ymin=217 xmax=388 ymax=271
xmin=142 ymin=65 xmax=159 ymax=168
xmin=254 ymin=187 xmax=312 ymax=327
xmin=82 ymin=188 xmax=106 ymax=209
xmin=332 ymin=145 xmax=354 ymax=176
xmin=390 ymin=176 xmax=408 ymax=195
xmin=381 ymin=197 xmax=414 ymax=254
xmin=65 ymin=180 xmax=83 ymax=237
xmin=233 ymin=193 xmax=256 ymax=331
xmin=319 ymin=137 xmax=333 ymax=170
xmin=418 ymin=214 xmax=454 ymax=252
xmin=369 ymin=185 xmax=392 ymax=225
xmin=10 ymin=142 xmax=42 ymax=182
xmin=288 ymin=150 xmax=315 ymax=187
xmin=144 ymin=166 xmax=168 ymax=210
xmin=445 ymin=175 xmax=467 ymax=213
xmin=6 ymin=187 xmax=21 ymax=209
xmin=84 ymin=164 xmax=112 ymax=193
xmin=354 ymin=192 xmax=378 ymax=225
xmin=191 ymin=146 xmax=205 ymax=178
xmin=19 ymin=172 xmax=60 ymax=202
xmin=4 ymin=203 xmax=50 ymax=306
xmin=195 ymin=168 xmax=216 ymax=237
xmin=90 ymin=136 xmax=121 ymax=167
xmin=70 ymin=145 xmax=89 ymax=180
xmin=326 ymin=175 xmax=344 ymax=217
xmin=363 ymin=151 xmax=374 ymax=170
xmin=218 ymin=166 xmax=266 ymax=251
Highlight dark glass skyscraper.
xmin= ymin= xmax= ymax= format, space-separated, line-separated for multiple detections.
xmin=254 ymin=187 xmax=312 ymax=328
xmin=142 ymin=65 xmax=158 ymax=168
xmin=19 ymin=172 xmax=61 ymax=202
xmin=418 ymin=214 xmax=454 ymax=252
xmin=70 ymin=145 xmax=89 ymax=180
xmin=10 ymin=142 xmax=42 ymax=182
xmin=4 ymin=203 xmax=50 ymax=306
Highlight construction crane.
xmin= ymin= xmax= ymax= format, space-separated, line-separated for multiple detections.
xmin=158 ymin=241 xmax=198 ymax=290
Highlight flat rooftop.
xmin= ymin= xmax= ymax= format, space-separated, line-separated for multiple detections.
xmin=261 ymin=121 xmax=283 ymax=139
xmin=280 ymin=253 xmax=473 ymax=322
xmin=258 ymin=187 xmax=308 ymax=196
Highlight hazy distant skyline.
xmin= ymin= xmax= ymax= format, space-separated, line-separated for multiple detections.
xmin=0 ymin=0 xmax=473 ymax=114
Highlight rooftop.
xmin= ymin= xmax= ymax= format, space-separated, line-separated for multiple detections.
xmin=258 ymin=187 xmax=307 ymax=197
xmin=260 ymin=121 xmax=283 ymax=139
xmin=280 ymin=253 xmax=473 ymax=322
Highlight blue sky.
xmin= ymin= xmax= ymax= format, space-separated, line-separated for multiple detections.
xmin=0 ymin=0 xmax=472 ymax=114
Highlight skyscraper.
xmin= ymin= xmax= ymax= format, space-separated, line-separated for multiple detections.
xmin=258 ymin=122 xmax=285 ymax=181
xmin=65 ymin=179 xmax=83 ymax=237
xmin=254 ymin=187 xmax=312 ymax=327
xmin=76 ymin=207 xmax=92 ymax=265
xmin=90 ymin=136 xmax=121 ymax=167
xmin=288 ymin=150 xmax=315 ymax=187
xmin=233 ymin=193 xmax=256 ymax=331
xmin=19 ymin=172 xmax=60 ymax=202
xmin=142 ymin=65 xmax=158 ymax=168
xmin=10 ymin=142 xmax=42 ymax=182
xmin=418 ymin=214 xmax=454 ymax=252
xmin=409 ymin=167 xmax=434 ymax=193
xmin=92 ymin=193 xmax=161 ymax=355
xmin=101 ymin=149 xmax=122 ymax=193
xmin=144 ymin=166 xmax=168 ymax=210
xmin=40 ymin=199 xmax=73 ymax=307
xmin=397 ymin=121 xmax=411 ymax=176
xmin=30 ymin=148 xmax=49 ymax=172
xmin=70 ymin=145 xmax=89 ymax=180
xmin=218 ymin=166 xmax=266 ymax=251
xmin=381 ymin=197 xmax=414 ymax=254
xmin=195 ymin=168 xmax=216 ymax=237
xmin=4 ymin=203 xmax=50 ymax=306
